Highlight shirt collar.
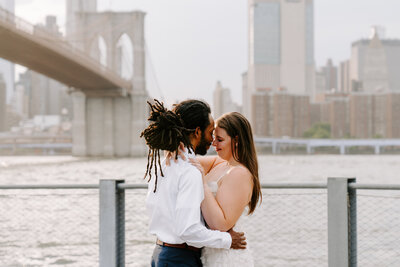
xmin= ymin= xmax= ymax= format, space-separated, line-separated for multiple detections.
xmin=181 ymin=146 xmax=196 ymax=159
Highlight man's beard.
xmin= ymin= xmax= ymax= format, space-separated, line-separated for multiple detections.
xmin=194 ymin=132 xmax=210 ymax=155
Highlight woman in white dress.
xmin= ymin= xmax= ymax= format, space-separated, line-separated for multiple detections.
xmin=190 ymin=112 xmax=262 ymax=267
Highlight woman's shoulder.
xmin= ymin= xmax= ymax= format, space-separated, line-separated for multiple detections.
xmin=226 ymin=165 xmax=252 ymax=183
xmin=231 ymin=164 xmax=251 ymax=174
xmin=219 ymin=165 xmax=252 ymax=181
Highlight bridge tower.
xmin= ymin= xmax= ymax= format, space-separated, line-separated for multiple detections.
xmin=0 ymin=74 xmax=6 ymax=132
xmin=66 ymin=0 xmax=148 ymax=157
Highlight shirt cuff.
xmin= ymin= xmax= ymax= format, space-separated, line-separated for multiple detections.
xmin=221 ymin=232 xmax=232 ymax=249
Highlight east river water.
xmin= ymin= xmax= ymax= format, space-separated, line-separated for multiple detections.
xmin=1 ymin=155 xmax=400 ymax=266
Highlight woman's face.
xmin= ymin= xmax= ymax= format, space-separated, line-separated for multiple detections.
xmin=212 ymin=126 xmax=233 ymax=161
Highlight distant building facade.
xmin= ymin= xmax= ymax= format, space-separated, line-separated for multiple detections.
xmin=213 ymin=81 xmax=241 ymax=119
xmin=350 ymin=28 xmax=400 ymax=93
xmin=328 ymin=97 xmax=349 ymax=138
xmin=386 ymin=93 xmax=400 ymax=138
xmin=338 ymin=60 xmax=351 ymax=93
xmin=315 ymin=59 xmax=338 ymax=101
xmin=321 ymin=59 xmax=337 ymax=92
xmin=252 ymin=90 xmax=400 ymax=139
xmin=349 ymin=93 xmax=400 ymax=138
xmin=251 ymin=91 xmax=310 ymax=138
xmin=27 ymin=16 xmax=72 ymax=119
xmin=251 ymin=89 xmax=271 ymax=136
xmin=245 ymin=0 xmax=315 ymax=121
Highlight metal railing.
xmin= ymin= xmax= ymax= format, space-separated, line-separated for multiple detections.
xmin=0 ymin=134 xmax=72 ymax=154
xmin=255 ymin=137 xmax=400 ymax=155
xmin=1 ymin=178 xmax=400 ymax=266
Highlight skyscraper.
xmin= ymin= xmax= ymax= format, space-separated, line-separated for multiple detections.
xmin=350 ymin=27 xmax=400 ymax=93
xmin=0 ymin=0 xmax=15 ymax=104
xmin=213 ymin=81 xmax=241 ymax=119
xmin=245 ymin=0 xmax=315 ymax=120
xmin=29 ymin=16 xmax=72 ymax=118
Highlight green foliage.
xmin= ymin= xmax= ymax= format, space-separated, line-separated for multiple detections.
xmin=373 ymin=134 xmax=383 ymax=139
xmin=303 ymin=123 xmax=331 ymax=139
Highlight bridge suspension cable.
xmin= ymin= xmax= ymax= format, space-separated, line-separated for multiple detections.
xmin=145 ymin=42 xmax=165 ymax=102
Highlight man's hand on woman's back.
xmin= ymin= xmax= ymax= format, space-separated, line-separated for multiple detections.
xmin=229 ymin=229 xmax=247 ymax=249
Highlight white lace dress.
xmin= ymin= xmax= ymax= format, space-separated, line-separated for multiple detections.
xmin=201 ymin=180 xmax=254 ymax=267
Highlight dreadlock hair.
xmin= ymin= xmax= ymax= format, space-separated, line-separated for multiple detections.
xmin=172 ymin=99 xmax=211 ymax=133
xmin=140 ymin=99 xmax=195 ymax=192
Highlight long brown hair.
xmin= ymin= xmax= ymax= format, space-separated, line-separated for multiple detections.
xmin=216 ymin=112 xmax=261 ymax=214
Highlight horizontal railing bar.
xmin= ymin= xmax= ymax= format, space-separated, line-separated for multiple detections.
xmin=2 ymin=182 xmax=400 ymax=191
xmin=118 ymin=183 xmax=148 ymax=189
xmin=349 ymin=183 xmax=400 ymax=190
xmin=0 ymin=184 xmax=99 ymax=189
xmin=119 ymin=183 xmax=328 ymax=190
xmin=261 ymin=183 xmax=327 ymax=189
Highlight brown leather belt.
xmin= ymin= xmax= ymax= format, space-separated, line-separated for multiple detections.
xmin=156 ymin=239 xmax=201 ymax=252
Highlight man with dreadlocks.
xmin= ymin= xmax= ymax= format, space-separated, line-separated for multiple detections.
xmin=142 ymin=99 xmax=246 ymax=267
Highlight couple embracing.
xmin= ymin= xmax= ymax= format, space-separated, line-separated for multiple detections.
xmin=141 ymin=99 xmax=262 ymax=266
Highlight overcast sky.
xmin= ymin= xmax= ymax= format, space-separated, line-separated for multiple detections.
xmin=14 ymin=0 xmax=400 ymax=106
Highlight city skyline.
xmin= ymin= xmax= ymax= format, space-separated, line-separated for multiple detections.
xmin=12 ymin=0 xmax=400 ymax=106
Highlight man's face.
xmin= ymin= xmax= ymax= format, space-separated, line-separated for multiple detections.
xmin=194 ymin=114 xmax=215 ymax=155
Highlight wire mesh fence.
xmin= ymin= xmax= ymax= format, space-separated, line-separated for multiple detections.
xmin=123 ymin=188 xmax=328 ymax=267
xmin=2 ymin=182 xmax=400 ymax=266
xmin=0 ymin=189 xmax=99 ymax=266
xmin=125 ymin=189 xmax=154 ymax=266
xmin=245 ymin=189 xmax=328 ymax=266
xmin=357 ymin=190 xmax=400 ymax=267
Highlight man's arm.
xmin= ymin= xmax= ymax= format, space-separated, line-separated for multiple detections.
xmin=196 ymin=156 xmax=217 ymax=175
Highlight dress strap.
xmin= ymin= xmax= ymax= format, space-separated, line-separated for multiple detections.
xmin=216 ymin=165 xmax=248 ymax=184
xmin=215 ymin=166 xmax=233 ymax=184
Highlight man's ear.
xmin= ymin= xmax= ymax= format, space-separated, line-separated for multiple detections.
xmin=194 ymin=127 xmax=202 ymax=138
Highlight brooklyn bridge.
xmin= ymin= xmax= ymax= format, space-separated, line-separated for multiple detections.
xmin=0 ymin=2 xmax=148 ymax=157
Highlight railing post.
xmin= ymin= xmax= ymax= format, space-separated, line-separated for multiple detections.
xmin=100 ymin=179 xmax=125 ymax=267
xmin=340 ymin=145 xmax=346 ymax=155
xmin=327 ymin=177 xmax=356 ymax=267
xmin=348 ymin=180 xmax=357 ymax=267
xmin=272 ymin=142 xmax=276 ymax=154
xmin=12 ymin=138 xmax=17 ymax=155
xmin=306 ymin=144 xmax=313 ymax=154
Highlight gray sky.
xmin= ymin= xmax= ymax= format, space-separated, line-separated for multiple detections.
xmin=14 ymin=0 xmax=400 ymax=106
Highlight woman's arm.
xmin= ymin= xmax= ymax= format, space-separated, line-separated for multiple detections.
xmin=201 ymin=167 xmax=253 ymax=232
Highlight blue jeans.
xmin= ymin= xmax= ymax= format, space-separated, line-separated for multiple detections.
xmin=151 ymin=244 xmax=202 ymax=267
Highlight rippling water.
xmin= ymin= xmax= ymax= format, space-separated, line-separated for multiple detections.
xmin=1 ymin=155 xmax=399 ymax=266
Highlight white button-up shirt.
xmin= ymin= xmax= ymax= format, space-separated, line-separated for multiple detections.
xmin=146 ymin=150 xmax=231 ymax=249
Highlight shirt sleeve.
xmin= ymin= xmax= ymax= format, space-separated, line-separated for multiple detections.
xmin=174 ymin=165 xmax=232 ymax=249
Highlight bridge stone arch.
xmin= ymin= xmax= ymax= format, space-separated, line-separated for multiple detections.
xmin=72 ymin=11 xmax=145 ymax=92
xmin=115 ymin=33 xmax=134 ymax=79
xmin=88 ymin=33 xmax=108 ymax=67
xmin=67 ymin=8 xmax=148 ymax=157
